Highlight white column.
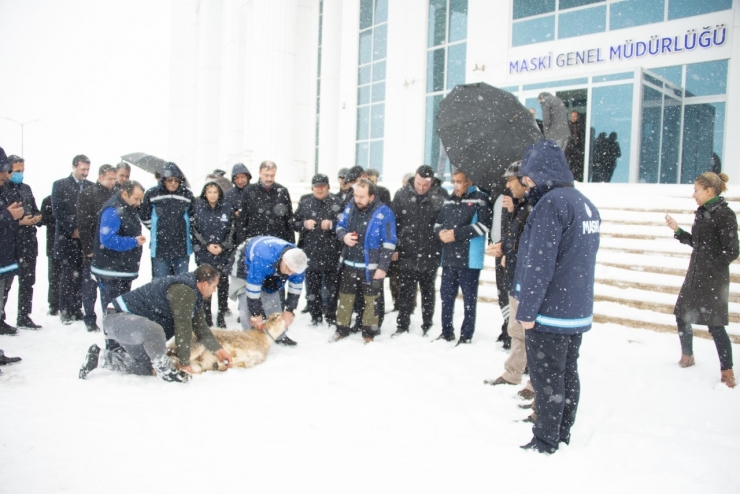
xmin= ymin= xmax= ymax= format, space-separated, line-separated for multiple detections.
xmin=317 ymin=0 xmax=342 ymax=178
xmin=249 ymin=0 xmax=298 ymax=179
xmin=194 ymin=0 xmax=223 ymax=180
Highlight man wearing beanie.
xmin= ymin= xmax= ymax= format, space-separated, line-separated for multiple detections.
xmin=227 ymin=236 xmax=307 ymax=346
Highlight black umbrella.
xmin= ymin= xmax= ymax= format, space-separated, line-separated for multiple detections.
xmin=120 ymin=152 xmax=190 ymax=188
xmin=436 ymin=83 xmax=543 ymax=193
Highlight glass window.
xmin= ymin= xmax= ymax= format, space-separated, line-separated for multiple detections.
xmin=512 ymin=0 xmax=554 ymax=19
xmin=370 ymin=103 xmax=385 ymax=139
xmin=639 ymin=85 xmax=663 ymax=183
xmin=372 ymin=61 xmax=386 ymax=82
xmin=558 ymin=5 xmax=605 ymax=39
xmin=500 ymin=85 xmax=519 ymax=93
xmin=359 ymin=30 xmax=372 ymax=65
xmin=358 ymin=86 xmax=371 ymax=105
xmin=448 ymin=0 xmax=468 ymax=42
xmin=356 ymin=142 xmax=369 ymax=168
xmin=356 ymin=106 xmax=370 ymax=140
xmin=358 ymin=65 xmax=371 ymax=85
xmin=610 ymin=0 xmax=663 ymax=30
xmin=592 ymin=72 xmax=633 ymax=83
xmin=428 ymin=0 xmax=447 ymax=47
xmin=373 ymin=24 xmax=387 ymax=61
xmin=660 ymin=95 xmax=682 ymax=184
xmin=360 ymin=0 xmax=373 ymax=30
xmin=668 ymin=0 xmax=732 ymax=20
xmin=512 ymin=16 xmax=555 ymax=46
xmin=427 ymin=48 xmax=445 ymax=93
xmin=685 ymin=60 xmax=728 ymax=97
xmin=446 ymin=43 xmax=466 ymax=90
xmin=648 ymin=66 xmax=682 ymax=87
xmin=681 ymin=102 xmax=725 ymax=182
xmin=374 ymin=0 xmax=388 ymax=24
xmin=589 ymin=84 xmax=633 ymax=183
xmin=369 ymin=141 xmax=384 ymax=171
xmin=371 ymin=82 xmax=385 ymax=103
xmin=643 ymin=73 xmax=663 ymax=88
xmin=559 ymin=0 xmax=604 ymax=10
xmin=424 ymin=95 xmax=443 ymax=167
xmin=525 ymin=97 xmax=542 ymax=120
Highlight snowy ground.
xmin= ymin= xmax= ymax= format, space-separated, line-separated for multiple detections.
xmin=1 ymin=180 xmax=739 ymax=493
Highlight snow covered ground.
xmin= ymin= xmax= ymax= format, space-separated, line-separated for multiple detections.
xmin=1 ymin=181 xmax=739 ymax=493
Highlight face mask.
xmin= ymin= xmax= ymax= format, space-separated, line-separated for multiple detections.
xmin=10 ymin=172 xmax=23 ymax=184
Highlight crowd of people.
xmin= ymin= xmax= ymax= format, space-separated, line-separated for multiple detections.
xmin=0 ymin=136 xmax=736 ymax=453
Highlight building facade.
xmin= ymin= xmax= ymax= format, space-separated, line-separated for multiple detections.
xmin=170 ymin=0 xmax=739 ymax=189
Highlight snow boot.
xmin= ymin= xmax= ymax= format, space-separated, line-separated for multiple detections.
xmin=216 ymin=313 xmax=226 ymax=329
xmin=152 ymin=356 xmax=190 ymax=383
xmin=79 ymin=344 xmax=100 ymax=379
xmin=678 ymin=354 xmax=695 ymax=368
xmin=721 ymin=369 xmax=736 ymax=388
xmin=0 ymin=349 xmax=21 ymax=366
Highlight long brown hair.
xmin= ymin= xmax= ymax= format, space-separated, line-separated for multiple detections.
xmin=695 ymin=172 xmax=729 ymax=197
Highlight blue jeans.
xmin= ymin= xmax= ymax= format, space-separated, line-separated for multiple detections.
xmin=440 ymin=267 xmax=480 ymax=339
xmin=151 ymin=256 xmax=190 ymax=279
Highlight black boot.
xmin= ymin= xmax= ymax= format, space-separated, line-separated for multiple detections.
xmin=0 ymin=349 xmax=21 ymax=365
xmin=276 ymin=335 xmax=297 ymax=346
xmin=216 ymin=313 xmax=226 ymax=328
xmin=17 ymin=316 xmax=42 ymax=329
xmin=79 ymin=344 xmax=100 ymax=379
xmin=0 ymin=321 xmax=19 ymax=335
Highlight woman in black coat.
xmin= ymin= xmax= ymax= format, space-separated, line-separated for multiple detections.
xmin=193 ymin=182 xmax=236 ymax=328
xmin=666 ymin=172 xmax=738 ymax=388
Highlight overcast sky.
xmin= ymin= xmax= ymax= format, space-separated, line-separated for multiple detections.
xmin=0 ymin=0 xmax=171 ymax=189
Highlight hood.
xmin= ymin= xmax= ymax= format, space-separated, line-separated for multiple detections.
xmin=161 ymin=162 xmax=185 ymax=182
xmin=231 ymin=163 xmax=252 ymax=182
xmin=519 ymin=139 xmax=573 ymax=187
xmin=200 ymin=180 xmax=225 ymax=204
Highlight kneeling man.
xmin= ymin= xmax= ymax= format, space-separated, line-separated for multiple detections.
xmin=79 ymin=264 xmax=233 ymax=382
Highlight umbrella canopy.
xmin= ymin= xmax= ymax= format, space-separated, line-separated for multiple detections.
xmin=120 ymin=152 xmax=190 ymax=188
xmin=436 ymin=83 xmax=543 ymax=194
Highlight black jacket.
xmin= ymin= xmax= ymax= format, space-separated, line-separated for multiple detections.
xmin=192 ymin=197 xmax=236 ymax=270
xmin=376 ymin=185 xmax=391 ymax=205
xmin=674 ymin=197 xmax=739 ymax=326
xmin=391 ymin=183 xmax=444 ymax=272
xmin=500 ymin=197 xmax=531 ymax=292
xmin=293 ymin=193 xmax=343 ymax=271
xmin=3 ymin=181 xmax=40 ymax=258
xmin=334 ymin=188 xmax=354 ymax=208
xmin=77 ymin=182 xmax=115 ymax=257
xmin=241 ymin=180 xmax=294 ymax=243
xmin=0 ymin=188 xmax=19 ymax=280
xmin=39 ymin=196 xmax=55 ymax=257
xmin=51 ymin=174 xmax=94 ymax=259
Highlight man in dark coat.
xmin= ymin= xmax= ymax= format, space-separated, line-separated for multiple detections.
xmin=363 ymin=168 xmax=391 ymax=205
xmin=76 ymin=164 xmax=117 ymax=332
xmin=391 ymin=165 xmax=444 ymax=336
xmin=39 ymin=195 xmax=61 ymax=316
xmin=140 ymin=162 xmax=195 ymax=278
xmin=333 ymin=167 xmax=353 ymax=207
xmin=0 ymin=158 xmax=24 ymax=335
xmin=434 ymin=170 xmax=491 ymax=345
xmin=3 ymin=156 xmax=43 ymax=329
xmin=515 ymin=139 xmax=600 ymax=454
xmin=114 ymin=162 xmax=130 ymax=190
xmin=293 ymin=174 xmax=343 ymax=325
xmin=224 ymin=162 xmax=252 ymax=245
xmin=52 ymin=154 xmax=94 ymax=324
xmin=79 ymin=265 xmax=232 ymax=382
xmin=241 ymin=160 xmax=294 ymax=244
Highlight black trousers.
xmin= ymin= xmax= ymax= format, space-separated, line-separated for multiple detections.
xmin=58 ymin=249 xmax=83 ymax=318
xmin=17 ymin=255 xmax=37 ymax=319
xmin=47 ymin=257 xmax=62 ymax=312
xmin=202 ymin=272 xmax=229 ymax=322
xmin=396 ymin=268 xmax=437 ymax=331
xmin=306 ymin=270 xmax=338 ymax=322
xmin=526 ymin=330 xmax=583 ymax=453
xmin=677 ymin=317 xmax=734 ymax=370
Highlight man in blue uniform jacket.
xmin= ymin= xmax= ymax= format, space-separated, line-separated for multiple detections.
xmin=513 ymin=139 xmax=600 ymax=454
xmin=228 ymin=236 xmax=308 ymax=346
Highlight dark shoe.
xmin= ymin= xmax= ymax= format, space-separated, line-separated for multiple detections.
xmin=311 ymin=317 xmax=323 ymax=327
xmin=0 ymin=321 xmax=18 ymax=335
xmin=520 ymin=438 xmax=554 ymax=454
xmin=518 ymin=402 xmax=533 ymax=410
xmin=523 ymin=366 xmax=529 ymax=375
xmin=502 ymin=336 xmax=512 ymax=350
xmin=522 ymin=413 xmax=537 ymax=424
xmin=455 ymin=337 xmax=471 ymax=346
xmin=301 ymin=305 xmax=310 ymax=313
xmin=153 ymin=356 xmax=190 ymax=383
xmin=325 ymin=318 xmax=336 ymax=328
xmin=421 ymin=323 xmax=432 ymax=336
xmin=497 ymin=330 xmax=508 ymax=342
xmin=78 ymin=344 xmax=100 ymax=379
xmin=216 ymin=313 xmax=226 ymax=328
xmin=276 ymin=336 xmax=297 ymax=347
xmin=391 ymin=328 xmax=408 ymax=338
xmin=204 ymin=315 xmax=213 ymax=327
xmin=48 ymin=308 xmax=59 ymax=316
xmin=17 ymin=317 xmax=42 ymax=330
xmin=518 ymin=388 xmax=536 ymax=401
xmin=436 ymin=332 xmax=455 ymax=342
xmin=60 ymin=313 xmax=73 ymax=325
xmin=0 ymin=350 xmax=21 ymax=365
xmin=85 ymin=323 xmax=101 ymax=333
xmin=484 ymin=376 xmax=515 ymax=386
xmin=73 ymin=311 xmax=84 ymax=321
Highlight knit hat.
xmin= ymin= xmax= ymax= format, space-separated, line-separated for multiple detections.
xmin=283 ymin=248 xmax=308 ymax=274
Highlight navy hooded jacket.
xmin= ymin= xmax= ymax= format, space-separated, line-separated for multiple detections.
xmin=139 ymin=163 xmax=195 ymax=259
xmin=512 ymin=139 xmax=600 ymax=334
